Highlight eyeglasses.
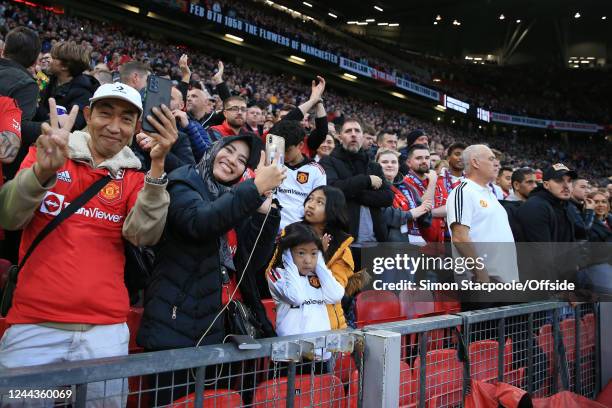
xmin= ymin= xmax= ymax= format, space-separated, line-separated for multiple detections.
xmin=225 ymin=106 xmax=247 ymax=113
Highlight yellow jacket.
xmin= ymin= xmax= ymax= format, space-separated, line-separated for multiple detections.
xmin=325 ymin=236 xmax=354 ymax=329
xmin=265 ymin=231 xmax=355 ymax=330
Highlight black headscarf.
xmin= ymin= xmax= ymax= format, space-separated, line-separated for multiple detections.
xmin=194 ymin=134 xmax=262 ymax=270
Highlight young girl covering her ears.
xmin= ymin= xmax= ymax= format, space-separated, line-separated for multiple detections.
xmin=267 ymin=222 xmax=345 ymax=338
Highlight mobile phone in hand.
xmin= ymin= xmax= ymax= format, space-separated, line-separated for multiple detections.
xmin=142 ymin=75 xmax=172 ymax=133
xmin=265 ymin=133 xmax=285 ymax=168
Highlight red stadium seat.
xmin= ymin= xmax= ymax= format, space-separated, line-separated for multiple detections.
xmin=582 ymin=313 xmax=595 ymax=351
xmin=468 ymin=339 xmax=512 ymax=382
xmin=127 ymin=307 xmax=144 ymax=353
xmin=355 ymin=290 xmax=404 ymax=328
xmin=345 ymin=362 xmax=414 ymax=408
xmin=399 ymin=361 xmax=416 ymax=407
xmin=261 ymin=298 xmax=276 ymax=330
xmin=399 ymin=290 xmax=435 ymax=319
xmin=334 ymin=352 xmax=356 ymax=383
xmin=412 ymin=349 xmax=463 ymax=405
xmin=536 ymin=318 xmax=594 ymax=393
xmin=345 ymin=369 xmax=360 ymax=408
xmin=127 ymin=375 xmax=149 ymax=408
xmin=170 ymin=389 xmax=243 ymax=407
xmin=432 ymin=291 xmax=461 ymax=315
xmin=252 ymin=374 xmax=344 ymax=407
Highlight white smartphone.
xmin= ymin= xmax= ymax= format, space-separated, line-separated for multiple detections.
xmin=265 ymin=134 xmax=285 ymax=168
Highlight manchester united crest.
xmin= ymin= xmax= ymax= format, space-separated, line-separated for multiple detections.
xmin=308 ymin=275 xmax=321 ymax=288
xmin=99 ymin=180 xmax=122 ymax=203
xmin=296 ymin=171 xmax=309 ymax=184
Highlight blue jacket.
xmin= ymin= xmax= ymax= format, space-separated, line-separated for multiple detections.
xmin=137 ymin=165 xmax=279 ymax=350
xmin=180 ymin=119 xmax=212 ymax=162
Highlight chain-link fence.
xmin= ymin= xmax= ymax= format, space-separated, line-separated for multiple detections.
xmin=0 ymin=301 xmax=601 ymax=407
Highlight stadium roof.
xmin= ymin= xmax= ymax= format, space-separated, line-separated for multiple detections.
xmin=278 ymin=0 xmax=612 ymax=62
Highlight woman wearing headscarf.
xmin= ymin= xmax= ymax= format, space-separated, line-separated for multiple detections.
xmin=137 ymin=134 xmax=286 ymax=405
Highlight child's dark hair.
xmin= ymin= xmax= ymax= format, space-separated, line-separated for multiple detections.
xmin=273 ymin=223 xmax=323 ymax=268
xmin=304 ymin=186 xmax=349 ymax=234
xmin=268 ymin=120 xmax=305 ymax=148
xmin=303 ymin=186 xmax=350 ymax=262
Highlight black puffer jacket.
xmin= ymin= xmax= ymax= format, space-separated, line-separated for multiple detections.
xmin=137 ymin=156 xmax=279 ymax=350
xmin=320 ymin=145 xmax=394 ymax=242
xmin=36 ymin=74 xmax=99 ymax=131
xmin=517 ymin=187 xmax=575 ymax=243
xmin=516 ymin=187 xmax=577 ymax=282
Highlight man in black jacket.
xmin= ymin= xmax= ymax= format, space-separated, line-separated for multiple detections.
xmin=320 ymin=117 xmax=394 ymax=253
xmin=35 ymin=41 xmax=99 ymax=131
xmin=517 ymin=163 xmax=577 ymax=243
xmin=567 ymin=178 xmax=595 ymax=241
xmin=516 ymin=163 xmax=578 ymax=286
xmin=0 ymin=27 xmax=42 ymax=180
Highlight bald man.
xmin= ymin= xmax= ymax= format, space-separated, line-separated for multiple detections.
xmin=171 ymin=86 xmax=211 ymax=161
xmin=446 ymin=144 xmax=518 ymax=286
xmin=186 ymin=88 xmax=214 ymax=124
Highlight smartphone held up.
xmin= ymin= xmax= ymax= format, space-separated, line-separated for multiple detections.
xmin=265 ymin=134 xmax=285 ymax=168
xmin=141 ymin=75 xmax=172 ymax=133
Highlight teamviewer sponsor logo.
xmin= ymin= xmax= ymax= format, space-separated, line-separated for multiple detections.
xmin=40 ymin=192 xmax=65 ymax=216
xmin=39 ymin=191 xmax=123 ymax=223
xmin=75 ymin=207 xmax=124 ymax=223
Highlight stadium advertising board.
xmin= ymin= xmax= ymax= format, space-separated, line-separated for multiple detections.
xmin=491 ymin=112 xmax=603 ymax=133
xmin=340 ymin=57 xmax=441 ymax=100
xmin=339 ymin=57 xmax=372 ymax=77
xmin=443 ymin=95 xmax=470 ymax=114
xmin=395 ymin=77 xmax=441 ymax=101
xmin=188 ymin=4 xmax=338 ymax=64
xmin=339 ymin=57 xmax=398 ymax=85
xmin=476 ymin=107 xmax=491 ymax=122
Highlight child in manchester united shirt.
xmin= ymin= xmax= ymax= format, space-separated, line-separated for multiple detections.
xmin=267 ymin=222 xmax=345 ymax=340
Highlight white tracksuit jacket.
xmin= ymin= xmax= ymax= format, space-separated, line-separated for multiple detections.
xmin=267 ymin=249 xmax=345 ymax=338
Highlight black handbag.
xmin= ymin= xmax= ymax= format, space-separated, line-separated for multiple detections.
xmin=220 ymin=265 xmax=264 ymax=339
xmin=0 ymin=175 xmax=112 ymax=317
xmin=226 ymin=298 xmax=264 ymax=339
xmin=124 ymin=242 xmax=155 ymax=305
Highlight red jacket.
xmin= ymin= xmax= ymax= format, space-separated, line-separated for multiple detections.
xmin=7 ymin=148 xmax=144 ymax=325
xmin=0 ymin=96 xmax=21 ymax=239
xmin=0 ymin=96 xmax=21 ymax=184
xmin=209 ymin=120 xmax=238 ymax=141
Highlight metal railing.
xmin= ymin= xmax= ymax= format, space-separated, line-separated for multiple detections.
xmin=0 ymin=301 xmax=600 ymax=407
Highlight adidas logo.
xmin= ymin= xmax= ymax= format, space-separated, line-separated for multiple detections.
xmin=57 ymin=170 xmax=72 ymax=183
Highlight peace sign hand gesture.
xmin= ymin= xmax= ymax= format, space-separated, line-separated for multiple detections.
xmin=33 ymin=98 xmax=78 ymax=184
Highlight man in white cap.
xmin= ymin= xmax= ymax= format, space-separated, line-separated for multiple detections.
xmin=0 ymin=83 xmax=177 ymax=407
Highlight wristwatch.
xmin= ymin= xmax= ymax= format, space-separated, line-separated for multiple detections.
xmin=145 ymin=171 xmax=168 ymax=185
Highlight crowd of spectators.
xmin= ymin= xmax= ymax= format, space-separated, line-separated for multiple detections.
xmin=1 ymin=0 xmax=609 ymax=182
xmin=0 ymin=1 xmax=610 ymax=406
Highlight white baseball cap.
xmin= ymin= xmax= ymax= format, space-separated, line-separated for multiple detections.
xmin=89 ymin=83 xmax=143 ymax=117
